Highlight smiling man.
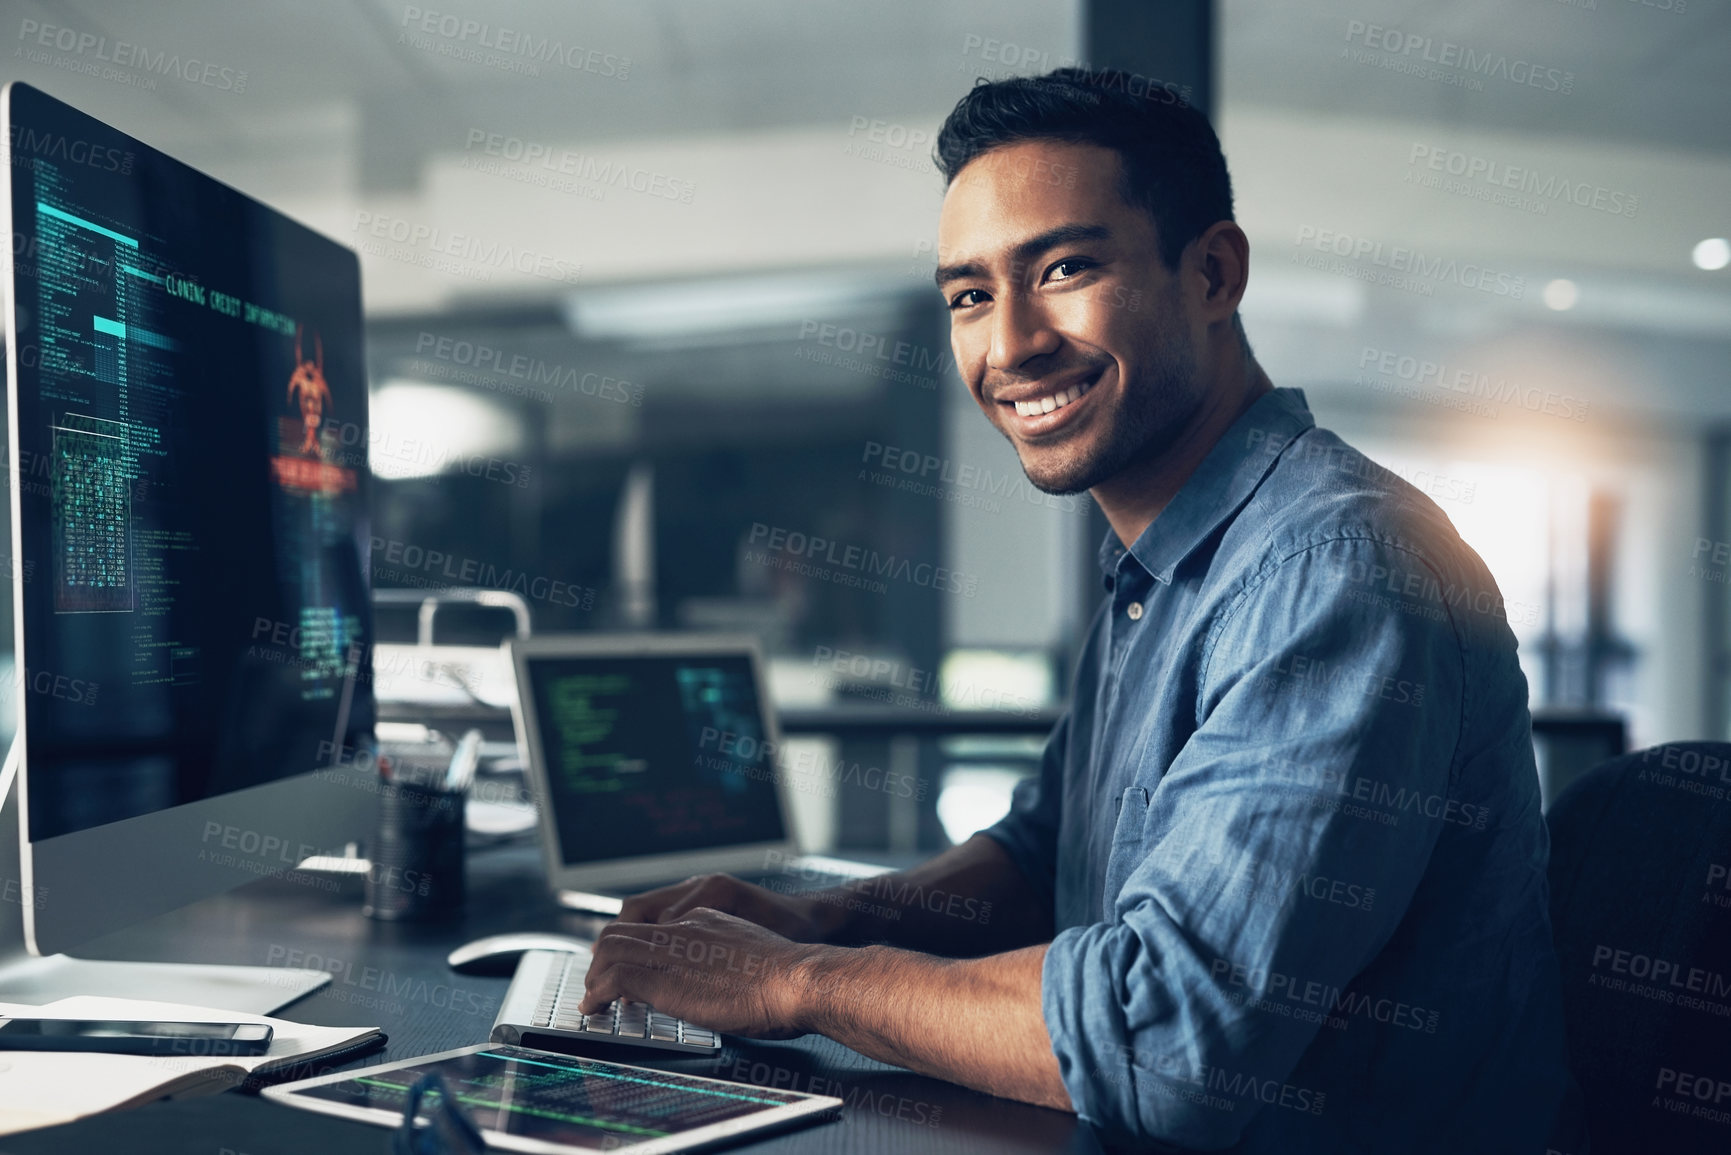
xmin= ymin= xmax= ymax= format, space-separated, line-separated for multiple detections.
xmin=581 ymin=68 xmax=1584 ymax=1152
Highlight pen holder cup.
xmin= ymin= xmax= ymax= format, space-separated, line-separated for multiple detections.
xmin=364 ymin=780 xmax=466 ymax=922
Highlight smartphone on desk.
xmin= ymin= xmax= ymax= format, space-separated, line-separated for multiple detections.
xmin=0 ymin=1017 xmax=274 ymax=1056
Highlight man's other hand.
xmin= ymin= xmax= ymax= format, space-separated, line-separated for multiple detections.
xmin=577 ymin=906 xmax=824 ymax=1039
xmin=615 ymin=873 xmax=836 ymax=942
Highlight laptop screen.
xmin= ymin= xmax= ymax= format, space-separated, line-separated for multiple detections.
xmin=523 ymin=651 xmax=787 ymax=865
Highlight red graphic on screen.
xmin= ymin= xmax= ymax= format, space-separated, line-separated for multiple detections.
xmin=271 ymin=326 xmax=355 ymax=495
xmin=286 ymin=327 xmax=331 ymax=459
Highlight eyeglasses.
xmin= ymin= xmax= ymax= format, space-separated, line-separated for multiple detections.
xmin=393 ymin=1071 xmax=487 ymax=1155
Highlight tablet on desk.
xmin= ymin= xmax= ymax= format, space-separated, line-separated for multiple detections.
xmin=263 ymin=1043 xmax=841 ymax=1154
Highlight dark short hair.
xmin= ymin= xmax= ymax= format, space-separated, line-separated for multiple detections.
xmin=935 ymin=67 xmax=1235 ymax=269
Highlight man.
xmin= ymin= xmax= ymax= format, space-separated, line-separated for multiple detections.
xmin=581 ymin=68 xmax=1584 ymax=1152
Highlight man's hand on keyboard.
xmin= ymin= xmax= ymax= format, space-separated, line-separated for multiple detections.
xmin=577 ymin=906 xmax=823 ymax=1040
xmin=615 ymin=873 xmax=840 ymax=943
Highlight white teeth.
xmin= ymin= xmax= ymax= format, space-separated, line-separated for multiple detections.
xmin=1013 ymin=378 xmax=1094 ymax=418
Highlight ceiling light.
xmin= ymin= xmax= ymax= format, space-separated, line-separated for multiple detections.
xmin=563 ymin=270 xmax=907 ymax=341
xmin=367 ymin=381 xmax=524 ymax=481
xmin=1542 ymin=279 xmax=1578 ymax=311
xmin=1693 ymin=238 xmax=1731 ymax=272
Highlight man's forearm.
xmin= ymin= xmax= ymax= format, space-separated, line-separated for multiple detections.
xmin=793 ymin=940 xmax=1072 ymax=1112
xmin=807 ymin=834 xmax=1054 ymax=955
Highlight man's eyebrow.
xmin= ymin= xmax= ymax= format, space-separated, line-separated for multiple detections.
xmin=933 ymin=223 xmax=1114 ymax=290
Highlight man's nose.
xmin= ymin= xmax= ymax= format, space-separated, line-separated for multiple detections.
xmin=987 ymin=293 xmax=1060 ymax=374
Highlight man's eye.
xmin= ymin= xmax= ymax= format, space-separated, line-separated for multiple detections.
xmin=1049 ymin=259 xmax=1092 ymax=281
xmin=948 ymin=288 xmax=988 ymax=310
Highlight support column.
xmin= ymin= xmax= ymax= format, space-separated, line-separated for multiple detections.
xmin=1082 ymin=0 xmax=1215 ymax=116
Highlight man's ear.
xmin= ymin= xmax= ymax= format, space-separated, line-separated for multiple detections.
xmin=1190 ymin=221 xmax=1251 ymax=328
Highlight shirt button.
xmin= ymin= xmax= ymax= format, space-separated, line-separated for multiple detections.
xmin=1126 ymin=601 xmax=1143 ymax=621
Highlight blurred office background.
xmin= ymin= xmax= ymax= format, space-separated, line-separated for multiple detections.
xmin=8 ymin=0 xmax=1727 ymax=854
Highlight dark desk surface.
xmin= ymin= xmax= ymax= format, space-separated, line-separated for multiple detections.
xmin=0 ymin=841 xmax=1100 ymax=1155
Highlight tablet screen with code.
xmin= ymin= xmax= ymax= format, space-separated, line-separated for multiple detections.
xmin=278 ymin=1044 xmax=836 ymax=1151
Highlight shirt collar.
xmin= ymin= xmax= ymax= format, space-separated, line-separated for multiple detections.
xmin=1096 ymin=387 xmax=1315 ymax=587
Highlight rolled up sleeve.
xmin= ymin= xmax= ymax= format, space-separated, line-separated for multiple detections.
xmin=1043 ymin=538 xmax=1465 ymax=1147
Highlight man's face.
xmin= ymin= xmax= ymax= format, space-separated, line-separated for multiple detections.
xmin=937 ymin=140 xmax=1203 ymax=495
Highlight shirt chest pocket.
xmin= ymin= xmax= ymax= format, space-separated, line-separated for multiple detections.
xmin=1102 ymin=785 xmax=1152 ymax=915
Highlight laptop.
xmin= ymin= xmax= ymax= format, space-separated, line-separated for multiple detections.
xmin=505 ymin=633 xmax=887 ymax=916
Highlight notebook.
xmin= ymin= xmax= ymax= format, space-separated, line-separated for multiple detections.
xmin=0 ymin=995 xmax=382 ymax=1136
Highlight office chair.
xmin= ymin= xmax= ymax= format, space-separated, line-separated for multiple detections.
xmin=1546 ymin=741 xmax=1731 ymax=1155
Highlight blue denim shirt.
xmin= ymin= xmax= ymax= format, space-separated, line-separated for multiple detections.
xmin=984 ymin=388 xmax=1585 ymax=1153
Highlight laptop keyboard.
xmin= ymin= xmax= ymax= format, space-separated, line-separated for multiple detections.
xmin=520 ymin=950 xmax=719 ymax=1054
xmin=732 ymin=868 xmax=854 ymax=891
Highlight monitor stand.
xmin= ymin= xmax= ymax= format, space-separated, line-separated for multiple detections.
xmin=0 ymin=748 xmax=331 ymax=1014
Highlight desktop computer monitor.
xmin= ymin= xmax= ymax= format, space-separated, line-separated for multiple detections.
xmin=0 ymin=82 xmax=376 ymax=1008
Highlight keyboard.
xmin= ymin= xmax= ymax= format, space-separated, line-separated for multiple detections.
xmin=490 ymin=948 xmax=721 ymax=1055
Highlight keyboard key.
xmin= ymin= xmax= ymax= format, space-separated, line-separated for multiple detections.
xmin=516 ymin=972 xmax=713 ymax=1049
